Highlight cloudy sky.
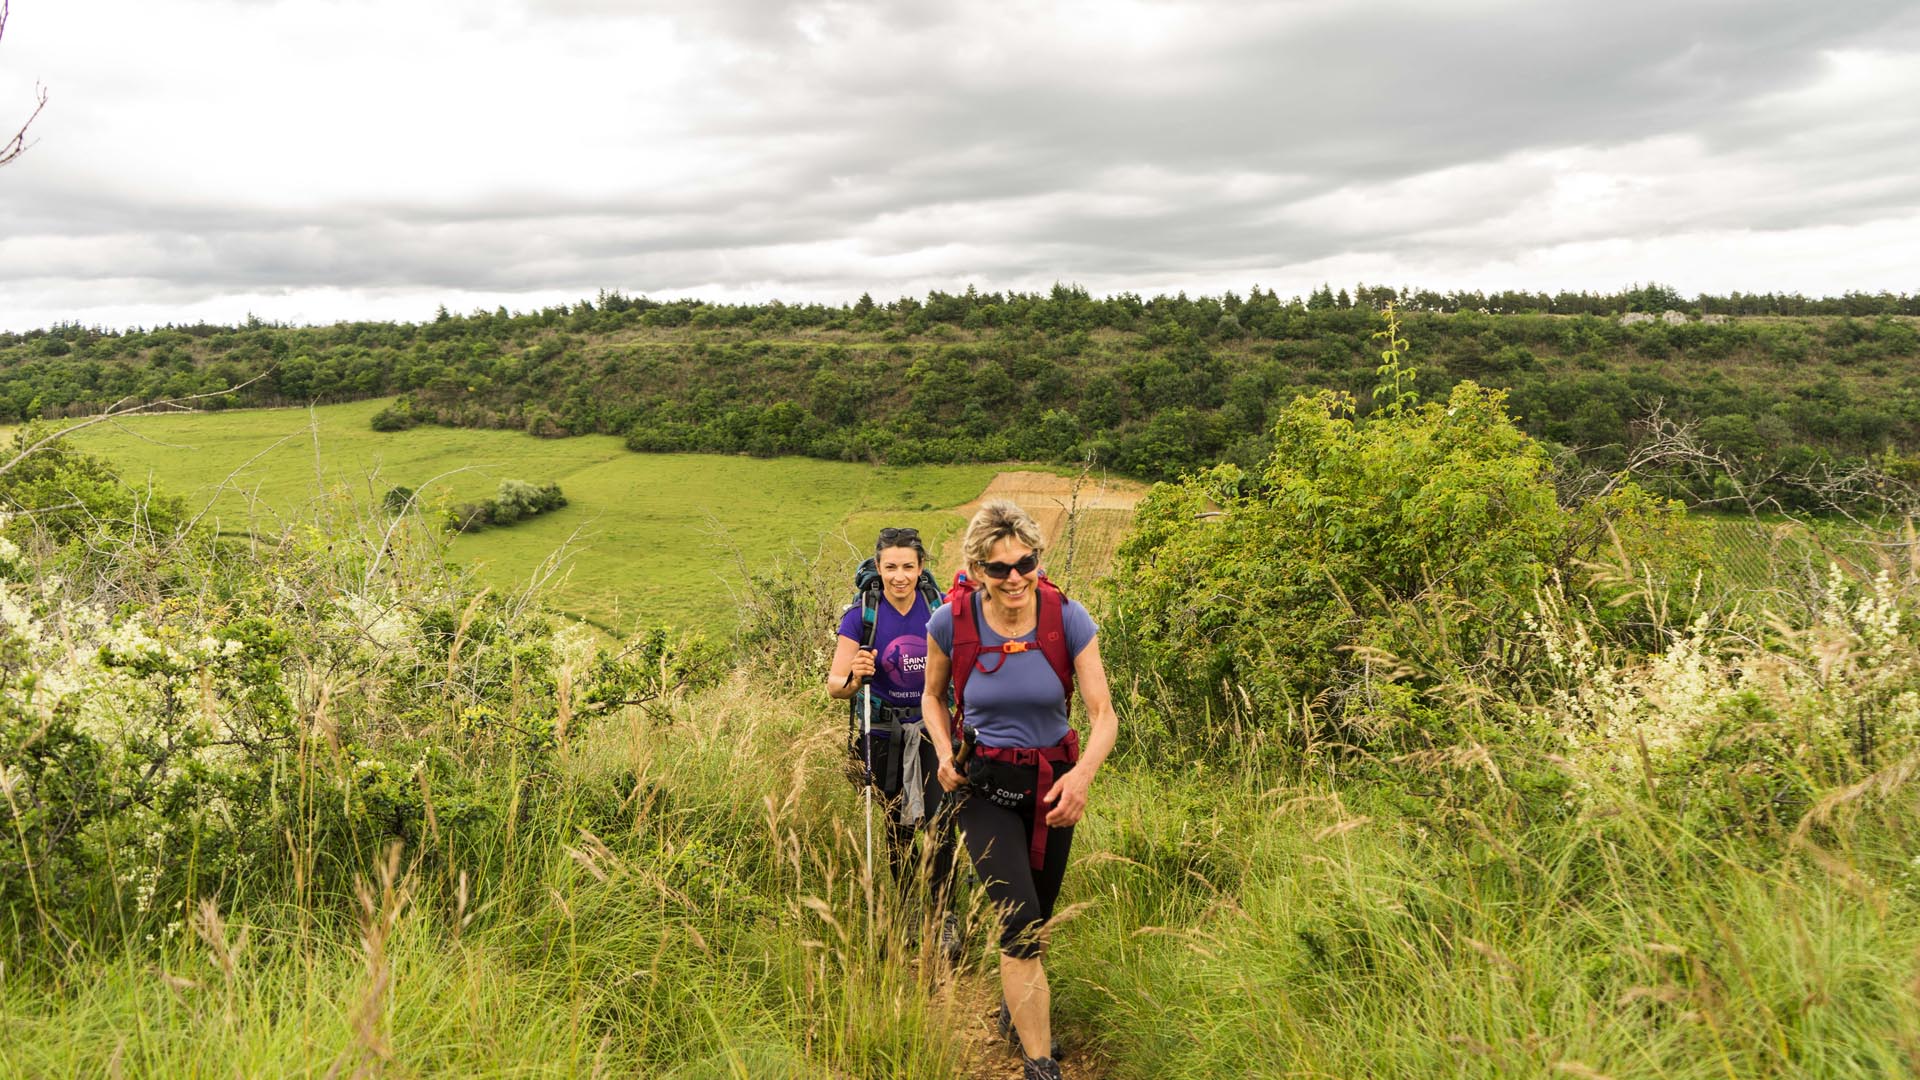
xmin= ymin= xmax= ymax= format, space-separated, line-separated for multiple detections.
xmin=1 ymin=0 xmax=1918 ymax=332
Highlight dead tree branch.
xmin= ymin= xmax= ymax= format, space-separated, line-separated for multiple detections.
xmin=0 ymin=0 xmax=48 ymax=168
xmin=0 ymin=368 xmax=278 ymax=479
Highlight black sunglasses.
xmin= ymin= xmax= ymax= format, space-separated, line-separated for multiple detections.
xmin=877 ymin=526 xmax=921 ymax=544
xmin=978 ymin=553 xmax=1039 ymax=580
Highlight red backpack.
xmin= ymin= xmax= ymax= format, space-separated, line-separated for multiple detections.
xmin=946 ymin=571 xmax=1075 ymax=716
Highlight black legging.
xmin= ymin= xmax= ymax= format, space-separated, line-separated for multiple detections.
xmin=883 ymin=738 xmax=959 ymax=911
xmin=955 ymin=773 xmax=1076 ymax=960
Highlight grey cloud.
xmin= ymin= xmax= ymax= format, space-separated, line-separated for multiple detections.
xmin=757 ymin=1 xmax=1912 ymax=183
xmin=817 ymin=3 xmax=1920 ymax=252
xmin=526 ymin=0 xmax=958 ymax=41
xmin=9 ymin=0 xmax=1920 ymax=330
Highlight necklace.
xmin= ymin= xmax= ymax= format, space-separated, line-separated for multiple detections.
xmin=981 ymin=599 xmax=1036 ymax=639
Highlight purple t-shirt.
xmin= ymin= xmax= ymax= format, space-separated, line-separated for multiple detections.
xmin=927 ymin=597 xmax=1097 ymax=749
xmin=837 ymin=595 xmax=933 ymax=710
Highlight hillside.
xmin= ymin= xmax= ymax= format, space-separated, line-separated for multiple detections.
xmin=7 ymin=288 xmax=1919 ymax=509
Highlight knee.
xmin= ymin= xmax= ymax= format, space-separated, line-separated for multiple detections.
xmin=999 ymin=908 xmax=1048 ymax=960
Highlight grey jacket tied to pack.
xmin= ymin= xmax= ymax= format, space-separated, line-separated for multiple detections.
xmin=897 ymin=720 xmax=928 ymax=825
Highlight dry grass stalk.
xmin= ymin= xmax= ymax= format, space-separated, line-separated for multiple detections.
xmin=189 ymin=898 xmax=248 ymax=981
xmin=1312 ymin=817 xmax=1373 ymax=843
xmin=340 ymin=842 xmax=414 ymax=1078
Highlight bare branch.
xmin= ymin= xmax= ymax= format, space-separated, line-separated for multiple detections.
xmin=0 ymin=0 xmax=48 ymax=168
xmin=0 ymin=367 xmax=279 ymax=478
xmin=360 ymin=462 xmax=491 ymax=589
xmin=177 ymin=430 xmax=307 ymax=536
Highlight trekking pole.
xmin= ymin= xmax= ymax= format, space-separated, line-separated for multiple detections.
xmin=861 ymin=668 xmax=874 ymax=947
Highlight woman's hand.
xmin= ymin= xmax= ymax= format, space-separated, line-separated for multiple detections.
xmin=1042 ymin=769 xmax=1092 ymax=827
xmin=828 ymin=637 xmax=876 ymax=700
xmin=936 ymin=757 xmax=965 ymax=792
xmin=848 ymin=648 xmax=876 ymax=683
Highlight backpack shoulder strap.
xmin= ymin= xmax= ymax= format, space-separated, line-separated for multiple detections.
xmin=948 ymin=584 xmax=981 ymax=712
xmin=916 ymin=570 xmax=944 ymax=612
xmin=1035 ymin=577 xmax=1075 ymax=704
xmin=858 ymin=584 xmax=884 ymax=649
xmin=851 ymin=557 xmax=884 ymax=650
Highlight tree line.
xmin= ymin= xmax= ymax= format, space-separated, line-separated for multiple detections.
xmin=3 ymin=287 xmax=1918 ymax=507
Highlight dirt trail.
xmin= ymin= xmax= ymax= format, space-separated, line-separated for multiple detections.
xmin=939 ymin=963 xmax=1115 ymax=1079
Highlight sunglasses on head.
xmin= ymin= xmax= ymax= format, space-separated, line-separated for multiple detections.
xmin=978 ymin=553 xmax=1039 ymax=580
xmin=877 ymin=527 xmax=920 ymax=545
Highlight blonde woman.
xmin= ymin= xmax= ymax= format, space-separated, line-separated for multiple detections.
xmin=921 ymin=500 xmax=1118 ymax=1080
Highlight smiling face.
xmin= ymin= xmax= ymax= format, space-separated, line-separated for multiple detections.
xmin=976 ymin=536 xmax=1039 ymax=616
xmin=876 ymin=545 xmax=923 ymax=604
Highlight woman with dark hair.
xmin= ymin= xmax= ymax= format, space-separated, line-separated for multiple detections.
xmin=827 ymin=525 xmax=961 ymax=958
xmin=921 ymin=500 xmax=1118 ymax=1080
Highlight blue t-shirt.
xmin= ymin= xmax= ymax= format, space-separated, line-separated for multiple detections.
xmin=837 ymin=595 xmax=932 ymax=711
xmin=927 ymin=597 xmax=1097 ymax=749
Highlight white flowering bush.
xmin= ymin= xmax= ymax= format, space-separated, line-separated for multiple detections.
xmin=0 ymin=438 xmax=727 ymax=945
xmin=1527 ymin=559 xmax=1920 ymax=823
xmin=0 ymin=575 xmax=287 ymax=920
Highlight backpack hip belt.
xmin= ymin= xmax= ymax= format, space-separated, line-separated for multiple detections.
xmin=975 ymin=728 xmax=1081 ymax=870
xmin=868 ymin=702 xmax=922 ymax=731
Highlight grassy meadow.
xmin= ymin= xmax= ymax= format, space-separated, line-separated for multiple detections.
xmin=49 ymin=400 xmax=1003 ymax=633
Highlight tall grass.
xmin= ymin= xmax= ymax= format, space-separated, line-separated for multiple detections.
xmin=7 ymin=441 xmax=1920 ymax=1077
xmin=0 ymin=664 xmax=991 ymax=1077
xmin=1061 ymin=765 xmax=1920 ymax=1077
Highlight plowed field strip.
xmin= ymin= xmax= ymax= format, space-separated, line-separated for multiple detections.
xmin=938 ymin=472 xmax=1147 ymax=591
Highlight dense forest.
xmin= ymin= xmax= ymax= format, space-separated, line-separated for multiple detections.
xmin=5 ymin=282 xmax=1919 ymax=506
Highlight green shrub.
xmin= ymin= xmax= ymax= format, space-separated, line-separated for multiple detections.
xmin=369 ymin=400 xmax=416 ymax=431
xmin=443 ymin=479 xmax=566 ymax=533
xmin=1104 ymin=382 xmax=1698 ymax=762
xmin=0 ymin=439 xmax=686 ymax=952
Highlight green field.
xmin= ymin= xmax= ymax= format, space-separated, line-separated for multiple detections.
xmin=52 ymin=400 xmax=1001 ymax=633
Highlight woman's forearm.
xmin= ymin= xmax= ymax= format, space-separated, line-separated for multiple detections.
xmin=827 ymin=671 xmax=858 ymax=700
xmin=1072 ymin=638 xmax=1119 ymax=777
xmin=826 ymin=635 xmax=863 ymax=700
xmin=1077 ymin=702 xmax=1117 ymax=776
xmin=922 ymin=643 xmax=954 ymax=764
xmin=922 ymin=695 xmax=953 ymax=759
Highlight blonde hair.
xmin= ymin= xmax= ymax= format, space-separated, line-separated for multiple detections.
xmin=961 ymin=499 xmax=1046 ymax=568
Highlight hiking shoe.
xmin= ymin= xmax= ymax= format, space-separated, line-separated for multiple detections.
xmin=1021 ymin=1057 xmax=1064 ymax=1080
xmin=940 ymin=912 xmax=963 ymax=967
xmin=999 ymin=1000 xmax=1061 ymax=1060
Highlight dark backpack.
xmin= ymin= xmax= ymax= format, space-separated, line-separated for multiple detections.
xmin=945 ymin=571 xmax=1075 ymax=719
